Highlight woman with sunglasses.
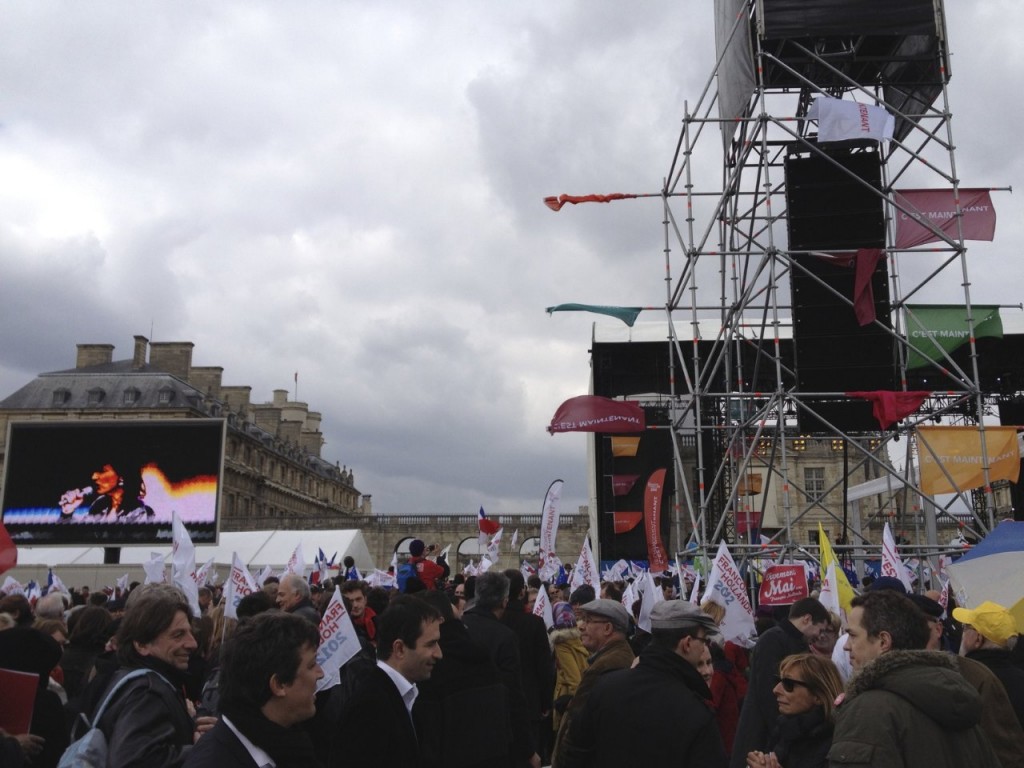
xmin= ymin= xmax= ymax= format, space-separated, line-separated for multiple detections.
xmin=746 ymin=653 xmax=843 ymax=768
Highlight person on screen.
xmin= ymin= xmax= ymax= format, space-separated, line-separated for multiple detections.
xmin=58 ymin=461 xmax=155 ymax=521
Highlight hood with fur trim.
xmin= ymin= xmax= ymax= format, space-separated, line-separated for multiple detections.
xmin=845 ymin=650 xmax=982 ymax=730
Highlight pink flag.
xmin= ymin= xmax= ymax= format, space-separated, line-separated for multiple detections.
xmin=894 ymin=189 xmax=996 ymax=249
xmin=611 ymin=474 xmax=641 ymax=496
xmin=548 ymin=396 xmax=645 ymax=434
xmin=538 ymin=480 xmax=563 ymax=574
xmin=758 ymin=564 xmax=809 ymax=606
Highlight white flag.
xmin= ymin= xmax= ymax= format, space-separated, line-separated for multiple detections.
xmin=808 ymin=97 xmax=895 ymax=143
xmin=532 ymin=582 xmax=555 ymax=630
xmin=47 ymin=569 xmax=67 ymax=595
xmin=316 ymin=587 xmax=361 ymax=692
xmin=621 ymin=581 xmax=637 ymax=613
xmin=254 ymin=565 xmax=273 ymax=588
xmin=538 ymin=479 xmax=564 ymax=572
xmin=439 ymin=544 xmax=452 ymax=564
xmin=1 ymin=576 xmax=24 ymax=596
xmin=637 ymin=570 xmax=665 ymax=633
xmin=364 ymin=569 xmax=395 ymax=589
xmin=689 ymin=569 xmax=702 ymax=604
xmin=283 ymin=544 xmax=306 ymax=578
xmin=703 ymin=541 xmax=757 ymax=648
xmin=819 ymin=560 xmax=842 ymax=617
xmin=510 ymin=529 xmax=519 ymax=552
xmin=478 ymin=556 xmax=494 ymax=574
xmin=882 ymin=523 xmax=913 ymax=592
xmin=194 ymin=557 xmax=216 ymax=587
xmin=487 ymin=528 xmax=503 ymax=564
xmin=171 ymin=511 xmax=200 ymax=615
xmin=225 ymin=552 xmax=258 ymax=620
xmin=116 ymin=573 xmax=130 ymax=594
xmin=574 ymin=537 xmax=600 ymax=589
xmin=143 ymin=553 xmax=166 ymax=585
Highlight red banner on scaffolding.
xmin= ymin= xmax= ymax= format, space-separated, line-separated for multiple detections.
xmin=893 ymin=189 xmax=996 ymax=249
xmin=547 ymin=396 xmax=645 ymax=434
xmin=644 ymin=469 xmax=670 ymax=572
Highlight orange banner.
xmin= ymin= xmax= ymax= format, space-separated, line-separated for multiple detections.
xmin=610 ymin=436 xmax=641 ymax=457
xmin=917 ymin=426 xmax=1020 ymax=495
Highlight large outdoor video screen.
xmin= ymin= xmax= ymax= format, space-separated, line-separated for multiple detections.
xmin=2 ymin=420 xmax=224 ymax=546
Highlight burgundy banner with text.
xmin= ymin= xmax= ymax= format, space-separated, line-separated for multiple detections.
xmin=758 ymin=564 xmax=809 ymax=607
xmin=643 ymin=468 xmax=669 ymax=573
xmin=894 ymin=188 xmax=996 ymax=249
xmin=548 ymin=396 xmax=645 ymax=434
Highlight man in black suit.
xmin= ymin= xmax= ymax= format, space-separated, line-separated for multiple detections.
xmin=329 ymin=595 xmax=443 ymax=766
xmin=184 ymin=611 xmax=324 ymax=768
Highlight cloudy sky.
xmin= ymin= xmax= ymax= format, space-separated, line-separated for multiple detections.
xmin=1 ymin=2 xmax=1022 ymax=520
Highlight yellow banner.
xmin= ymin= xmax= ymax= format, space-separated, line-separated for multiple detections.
xmin=818 ymin=523 xmax=854 ymax=612
xmin=917 ymin=426 xmax=1020 ymax=495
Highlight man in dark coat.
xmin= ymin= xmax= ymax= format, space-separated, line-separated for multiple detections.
xmin=560 ymin=601 xmax=727 ymax=768
xmin=414 ymin=590 xmax=510 ymax=768
xmin=462 ymin=571 xmax=540 ymax=768
xmin=551 ymin=599 xmax=635 ymax=768
xmin=184 ymin=612 xmax=323 ymax=768
xmin=730 ymin=597 xmax=829 ymax=767
xmin=329 ymin=595 xmax=442 ymax=766
xmin=502 ymin=569 xmax=555 ymax=756
xmin=93 ymin=584 xmax=215 ymax=768
xmin=828 ymin=590 xmax=1000 ymax=767
xmin=954 ymin=600 xmax=1024 ymax=727
xmin=277 ymin=574 xmax=321 ymax=625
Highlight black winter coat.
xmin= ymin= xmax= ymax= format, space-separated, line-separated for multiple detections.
xmin=560 ymin=643 xmax=727 ymax=768
xmin=766 ymin=707 xmax=833 ymax=768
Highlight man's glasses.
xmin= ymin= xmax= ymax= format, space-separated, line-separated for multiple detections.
xmin=773 ymin=675 xmax=812 ymax=693
xmin=689 ymin=634 xmax=712 ymax=647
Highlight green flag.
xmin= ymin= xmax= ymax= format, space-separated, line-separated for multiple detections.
xmin=905 ymin=305 xmax=1002 ymax=369
xmin=546 ymin=304 xmax=643 ymax=327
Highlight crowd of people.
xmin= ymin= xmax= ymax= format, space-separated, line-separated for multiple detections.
xmin=2 ymin=544 xmax=1024 ymax=768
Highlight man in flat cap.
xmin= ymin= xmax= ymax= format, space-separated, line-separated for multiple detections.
xmin=559 ymin=601 xmax=727 ymax=768
xmin=550 ymin=599 xmax=634 ymax=768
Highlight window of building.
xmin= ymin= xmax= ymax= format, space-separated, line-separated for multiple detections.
xmin=804 ymin=467 xmax=825 ymax=501
xmin=123 ymin=388 xmax=140 ymax=405
xmin=52 ymin=389 xmax=71 ymax=406
xmin=87 ymin=388 xmax=105 ymax=405
xmin=158 ymin=388 xmax=175 ymax=404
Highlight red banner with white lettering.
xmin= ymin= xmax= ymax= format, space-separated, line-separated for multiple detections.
xmin=758 ymin=564 xmax=810 ymax=607
xmin=643 ymin=469 xmax=670 ymax=572
xmin=894 ymin=188 xmax=996 ymax=249
xmin=548 ymin=396 xmax=645 ymax=434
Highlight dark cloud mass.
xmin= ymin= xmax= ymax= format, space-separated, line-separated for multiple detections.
xmin=0 ymin=2 xmax=1021 ymax=519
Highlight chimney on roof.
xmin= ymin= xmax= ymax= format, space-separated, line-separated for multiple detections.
xmin=132 ymin=336 xmax=149 ymax=369
xmin=76 ymin=344 xmax=115 ymax=369
xmin=148 ymin=341 xmax=194 ymax=380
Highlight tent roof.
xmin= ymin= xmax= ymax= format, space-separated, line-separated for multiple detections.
xmin=15 ymin=529 xmax=374 ymax=570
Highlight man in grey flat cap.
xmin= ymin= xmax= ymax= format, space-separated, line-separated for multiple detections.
xmin=559 ymin=601 xmax=727 ymax=768
xmin=551 ymin=599 xmax=635 ymax=768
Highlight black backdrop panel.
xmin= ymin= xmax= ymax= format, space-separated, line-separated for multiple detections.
xmin=785 ymin=148 xmax=885 ymax=252
xmin=595 ymin=425 xmax=674 ymax=563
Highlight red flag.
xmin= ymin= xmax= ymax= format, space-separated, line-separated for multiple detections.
xmin=478 ymin=506 xmax=501 ymax=536
xmin=643 ymin=469 xmax=670 ymax=572
xmin=894 ymin=189 xmax=996 ymax=249
xmin=544 ymin=193 xmax=638 ymax=212
xmin=853 ymin=248 xmax=883 ymax=326
xmin=846 ymin=390 xmax=930 ymax=430
xmin=613 ymin=511 xmax=642 ymax=534
xmin=0 ymin=521 xmax=17 ymax=576
xmin=548 ymin=396 xmax=645 ymax=434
